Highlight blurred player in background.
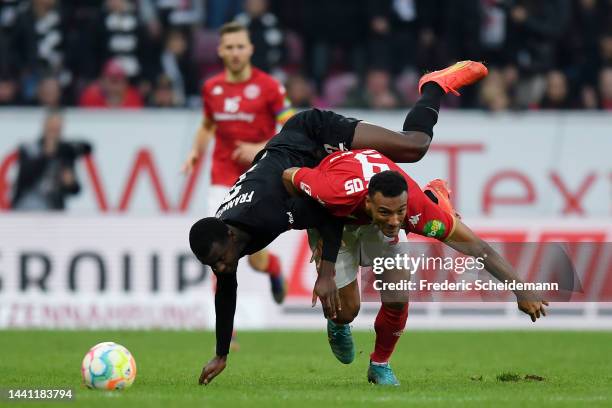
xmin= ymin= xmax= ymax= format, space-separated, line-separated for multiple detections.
xmin=182 ymin=21 xmax=295 ymax=305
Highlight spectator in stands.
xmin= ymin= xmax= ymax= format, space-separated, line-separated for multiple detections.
xmin=302 ymin=0 xmax=368 ymax=88
xmin=10 ymin=0 xmax=70 ymax=103
xmin=11 ymin=110 xmax=91 ymax=211
xmin=156 ymin=29 xmax=199 ymax=107
xmin=36 ymin=76 xmax=63 ymax=108
xmin=599 ymin=67 xmax=612 ymax=110
xmin=150 ymin=74 xmax=177 ymax=107
xmin=79 ymin=59 xmax=144 ymax=108
xmin=479 ymin=68 xmax=511 ymax=112
xmin=206 ymin=0 xmax=241 ymax=29
xmin=0 ymin=76 xmax=19 ymax=106
xmin=505 ymin=0 xmax=571 ymax=74
xmin=150 ymin=0 xmax=203 ymax=30
xmin=235 ymin=0 xmax=286 ymax=73
xmin=285 ymin=74 xmax=320 ymax=108
xmin=93 ymin=0 xmax=154 ymax=85
xmin=599 ymin=31 xmax=612 ymax=68
xmin=536 ymin=70 xmax=573 ymax=110
xmin=344 ymin=68 xmax=401 ymax=109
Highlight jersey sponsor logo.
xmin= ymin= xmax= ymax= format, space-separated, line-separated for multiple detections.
xmin=213 ymin=112 xmax=256 ymax=122
xmin=223 ymin=96 xmax=241 ymax=113
xmin=212 ymin=85 xmax=223 ymax=95
xmin=423 ymin=219 xmax=446 ymax=238
xmin=244 ymin=84 xmax=261 ymax=99
xmin=286 ymin=211 xmax=294 ymax=225
xmin=300 ymin=182 xmax=312 ymax=196
xmin=409 ymin=213 xmax=421 ymax=227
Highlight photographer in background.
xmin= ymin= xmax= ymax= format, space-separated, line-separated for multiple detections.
xmin=11 ymin=110 xmax=91 ymax=211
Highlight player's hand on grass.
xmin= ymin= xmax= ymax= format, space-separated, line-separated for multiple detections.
xmin=312 ymin=260 xmax=341 ymax=319
xmin=231 ymin=141 xmax=264 ymax=166
xmin=181 ymin=149 xmax=200 ymax=174
xmin=515 ymin=291 xmax=549 ymax=322
xmin=199 ymin=355 xmax=227 ymax=385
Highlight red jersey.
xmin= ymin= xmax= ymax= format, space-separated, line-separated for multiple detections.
xmin=292 ymin=149 xmax=456 ymax=240
xmin=203 ymin=68 xmax=293 ymax=186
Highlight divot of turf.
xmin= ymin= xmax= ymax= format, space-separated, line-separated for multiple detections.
xmin=524 ymin=374 xmax=545 ymax=381
xmin=497 ymin=372 xmax=521 ymax=382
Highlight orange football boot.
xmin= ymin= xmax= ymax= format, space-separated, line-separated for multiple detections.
xmin=418 ymin=60 xmax=488 ymax=96
xmin=423 ymin=179 xmax=461 ymax=219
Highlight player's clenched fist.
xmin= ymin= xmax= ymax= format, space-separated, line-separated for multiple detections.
xmin=199 ymin=355 xmax=227 ymax=385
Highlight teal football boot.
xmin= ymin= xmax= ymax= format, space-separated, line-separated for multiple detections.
xmin=327 ymin=319 xmax=355 ymax=364
xmin=367 ymin=361 xmax=400 ymax=386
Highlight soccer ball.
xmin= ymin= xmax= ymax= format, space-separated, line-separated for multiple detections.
xmin=81 ymin=342 xmax=137 ymax=390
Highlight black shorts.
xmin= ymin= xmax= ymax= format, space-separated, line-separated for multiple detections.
xmin=265 ymin=108 xmax=361 ymax=167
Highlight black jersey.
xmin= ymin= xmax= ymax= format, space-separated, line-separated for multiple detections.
xmin=211 ymin=109 xmax=359 ymax=357
xmin=215 ymin=109 xmax=360 ymax=257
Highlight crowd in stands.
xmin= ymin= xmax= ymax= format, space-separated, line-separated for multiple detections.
xmin=1 ymin=0 xmax=611 ymax=111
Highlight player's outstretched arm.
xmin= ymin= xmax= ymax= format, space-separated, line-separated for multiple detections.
xmin=182 ymin=117 xmax=216 ymax=174
xmin=199 ymin=271 xmax=237 ymax=385
xmin=445 ymin=220 xmax=549 ymax=322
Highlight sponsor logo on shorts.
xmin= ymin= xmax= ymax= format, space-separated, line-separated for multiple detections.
xmin=423 ymin=220 xmax=446 ymax=238
xmin=287 ymin=211 xmax=294 ymax=225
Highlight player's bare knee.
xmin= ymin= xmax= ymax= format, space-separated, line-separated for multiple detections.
xmin=399 ymin=132 xmax=431 ymax=162
xmin=334 ymin=300 xmax=360 ymax=324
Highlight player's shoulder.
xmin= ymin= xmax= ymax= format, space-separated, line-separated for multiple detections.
xmin=252 ymin=68 xmax=285 ymax=91
xmin=202 ymin=72 xmax=225 ymax=93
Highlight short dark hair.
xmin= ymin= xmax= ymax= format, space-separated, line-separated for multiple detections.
xmin=368 ymin=171 xmax=408 ymax=198
xmin=219 ymin=21 xmax=249 ymax=37
xmin=189 ymin=217 xmax=230 ymax=262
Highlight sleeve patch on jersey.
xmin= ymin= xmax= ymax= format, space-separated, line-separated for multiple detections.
xmin=423 ymin=219 xmax=446 ymax=238
xmin=276 ymin=105 xmax=295 ymax=123
xmin=300 ymin=182 xmax=312 ymax=196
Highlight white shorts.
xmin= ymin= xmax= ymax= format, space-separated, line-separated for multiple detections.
xmin=308 ymin=224 xmax=409 ymax=289
xmin=207 ymin=185 xmax=230 ymax=217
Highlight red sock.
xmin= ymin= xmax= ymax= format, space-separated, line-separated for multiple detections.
xmin=265 ymin=253 xmax=282 ymax=278
xmin=370 ymin=304 xmax=408 ymax=364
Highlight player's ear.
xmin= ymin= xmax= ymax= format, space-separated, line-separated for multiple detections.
xmin=365 ymin=195 xmax=372 ymax=211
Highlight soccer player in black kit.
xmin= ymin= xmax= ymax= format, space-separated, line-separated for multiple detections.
xmin=189 ymin=61 xmax=488 ymax=385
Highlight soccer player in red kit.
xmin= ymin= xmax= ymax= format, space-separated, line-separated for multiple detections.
xmin=284 ymin=150 xmax=548 ymax=385
xmin=182 ymin=22 xmax=294 ymax=304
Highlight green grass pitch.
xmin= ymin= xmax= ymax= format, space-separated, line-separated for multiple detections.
xmin=1 ymin=330 xmax=611 ymax=407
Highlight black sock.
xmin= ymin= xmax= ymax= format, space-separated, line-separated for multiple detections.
xmin=402 ymin=82 xmax=445 ymax=138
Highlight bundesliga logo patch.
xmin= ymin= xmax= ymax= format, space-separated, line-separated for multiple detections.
xmin=424 ymin=220 xmax=446 ymax=238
